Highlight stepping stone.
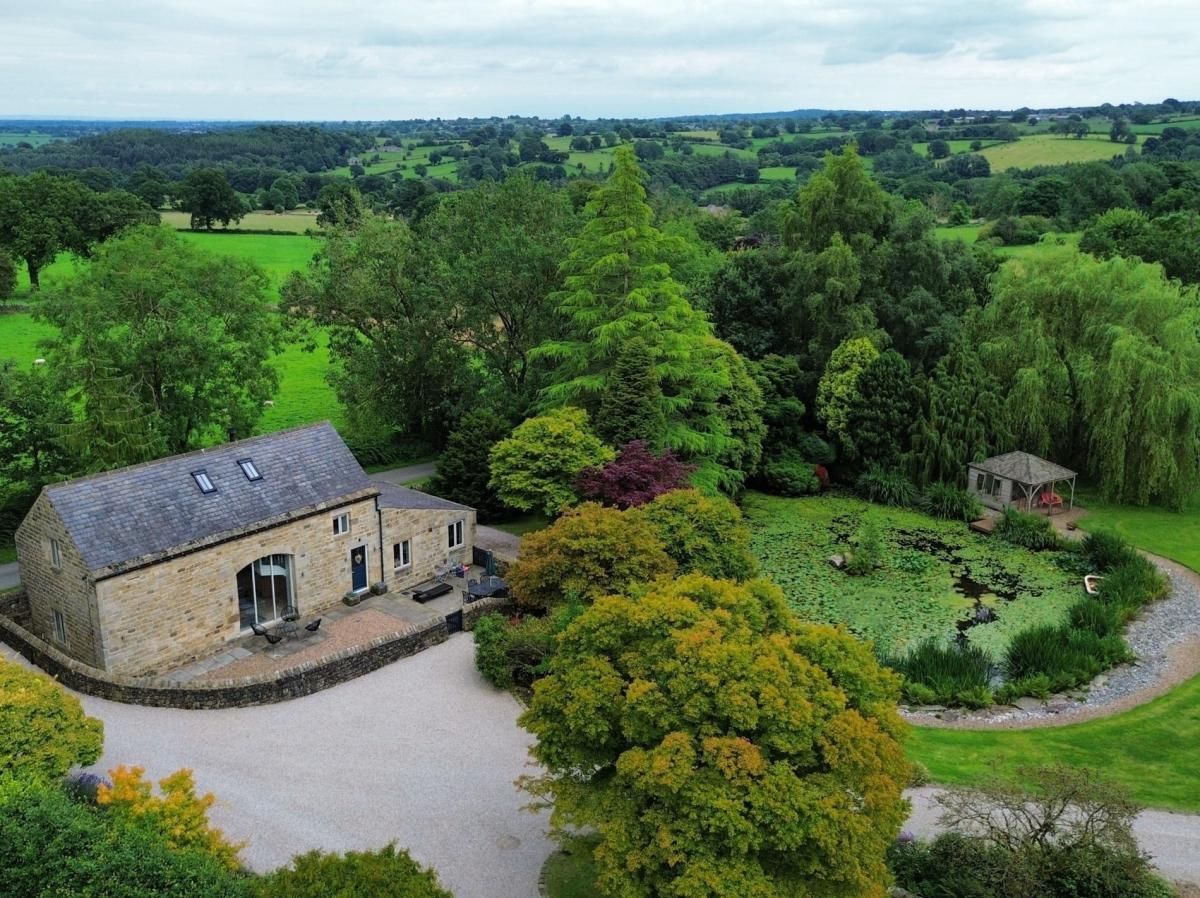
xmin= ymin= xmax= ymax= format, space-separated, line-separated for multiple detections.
xmin=1012 ymin=697 xmax=1044 ymax=712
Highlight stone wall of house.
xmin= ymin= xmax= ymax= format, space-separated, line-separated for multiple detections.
xmin=0 ymin=605 xmax=449 ymax=709
xmin=14 ymin=492 xmax=104 ymax=667
xmin=380 ymin=506 xmax=476 ymax=592
xmin=96 ymin=496 xmax=383 ymax=676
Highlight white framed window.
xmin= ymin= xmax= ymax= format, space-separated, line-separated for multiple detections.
xmin=448 ymin=519 xmax=464 ymax=550
xmin=49 ymin=538 xmax=62 ymax=570
xmin=393 ymin=539 xmax=411 ymax=569
xmin=333 ymin=513 xmax=350 ymax=536
xmin=192 ymin=470 xmax=216 ymax=493
xmin=52 ymin=609 xmax=67 ymax=645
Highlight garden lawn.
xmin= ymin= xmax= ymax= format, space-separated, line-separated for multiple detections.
xmin=542 ymin=836 xmax=601 ymax=898
xmin=1078 ymin=496 xmax=1200 ymax=574
xmin=0 ymin=312 xmax=57 ymax=363
xmin=908 ymin=672 xmax=1200 ymax=812
xmin=743 ymin=494 xmax=1080 ymax=657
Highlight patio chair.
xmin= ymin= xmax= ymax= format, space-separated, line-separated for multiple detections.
xmin=251 ymin=624 xmax=269 ymax=638
xmin=305 ymin=618 xmax=322 ymax=633
xmin=264 ymin=632 xmax=283 ymax=645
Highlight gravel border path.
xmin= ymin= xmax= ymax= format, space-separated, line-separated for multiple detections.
xmin=905 ymin=552 xmax=1200 ymax=729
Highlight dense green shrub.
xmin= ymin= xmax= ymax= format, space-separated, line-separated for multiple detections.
xmin=890 ymin=833 xmax=1173 ymax=898
xmin=758 ymin=453 xmax=821 ymax=496
xmin=1083 ymin=531 xmax=1138 ymax=572
xmin=0 ymin=778 xmax=248 ymax=898
xmin=921 ymin=482 xmax=983 ymax=521
xmin=1069 ymin=598 xmax=1122 ymax=637
xmin=472 ymin=613 xmax=559 ymax=690
xmin=856 ymin=464 xmax=917 ymax=507
xmin=994 ymin=508 xmax=1061 ymax=551
xmin=253 ymin=844 xmax=452 ymax=898
xmin=846 ymin=514 xmax=886 ymax=575
xmin=795 ymin=432 xmax=836 ymax=465
xmin=886 ymin=638 xmax=994 ymax=706
xmin=0 ymin=660 xmax=103 ymax=782
xmin=0 ymin=249 xmax=16 ymax=302
xmin=1004 ymin=623 xmax=1131 ymax=693
xmin=1098 ymin=557 xmax=1169 ymax=617
xmin=636 ymin=489 xmax=758 ymax=581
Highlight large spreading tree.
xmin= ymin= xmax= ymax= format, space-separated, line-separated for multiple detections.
xmin=973 ymin=250 xmax=1200 ymax=507
xmin=521 ymin=574 xmax=911 ymax=898
xmin=0 ymin=171 xmax=156 ymax=289
xmin=40 ymin=224 xmax=283 ymax=464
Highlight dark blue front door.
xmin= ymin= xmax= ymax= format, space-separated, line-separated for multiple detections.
xmin=350 ymin=547 xmax=368 ymax=591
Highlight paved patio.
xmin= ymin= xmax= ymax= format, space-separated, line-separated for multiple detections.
xmin=169 ymin=580 xmax=469 ymax=683
xmin=1 ymin=634 xmax=553 ymax=898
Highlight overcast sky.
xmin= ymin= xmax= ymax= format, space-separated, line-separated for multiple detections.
xmin=1 ymin=0 xmax=1195 ymax=120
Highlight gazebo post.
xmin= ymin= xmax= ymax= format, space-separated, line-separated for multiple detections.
xmin=1069 ymin=476 xmax=1076 ymax=512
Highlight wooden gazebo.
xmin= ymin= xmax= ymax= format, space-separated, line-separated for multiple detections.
xmin=967 ymin=451 xmax=1077 ymax=515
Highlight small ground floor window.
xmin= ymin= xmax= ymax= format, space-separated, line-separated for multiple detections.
xmin=236 ymin=554 xmax=294 ymax=630
xmin=52 ymin=609 xmax=67 ymax=644
xmin=448 ymin=519 xmax=464 ymax=550
xmin=394 ymin=539 xmax=411 ymax=570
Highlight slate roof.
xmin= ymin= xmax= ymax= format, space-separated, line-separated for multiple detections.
xmin=970 ymin=451 xmax=1077 ymax=485
xmin=45 ymin=422 xmax=375 ymax=576
xmin=371 ymin=479 xmax=472 ymax=513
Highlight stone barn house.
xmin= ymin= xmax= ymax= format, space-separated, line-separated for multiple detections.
xmin=15 ymin=423 xmax=474 ymax=676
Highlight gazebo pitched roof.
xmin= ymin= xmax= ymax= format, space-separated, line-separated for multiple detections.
xmin=970 ymin=451 xmax=1076 ymax=485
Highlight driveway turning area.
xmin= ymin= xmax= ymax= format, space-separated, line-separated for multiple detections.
xmin=5 ymin=634 xmax=552 ymax=898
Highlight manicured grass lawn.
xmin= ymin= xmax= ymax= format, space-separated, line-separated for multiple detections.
xmin=908 ymin=672 xmax=1200 ymax=812
xmin=1078 ymin=496 xmax=1200 ymax=574
xmin=160 ymin=209 xmax=321 ymax=233
xmin=542 ymin=836 xmax=601 ymax=898
xmin=491 ymin=512 xmax=551 ymax=537
xmin=743 ymin=494 xmax=1080 ymax=657
xmin=980 ymin=134 xmax=1136 ymax=170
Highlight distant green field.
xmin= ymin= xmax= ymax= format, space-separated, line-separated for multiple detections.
xmin=0 ymin=131 xmax=62 ymax=147
xmin=689 ymin=142 xmax=757 ymax=160
xmin=913 ymin=138 xmax=1004 ymax=157
xmin=160 ymin=209 xmax=320 ymax=233
xmin=11 ymin=254 xmax=86 ymax=299
xmin=1128 ymin=116 xmax=1200 ymax=134
xmin=176 ymin=231 xmax=318 ymax=296
xmin=758 ymin=166 xmax=798 ymax=181
xmin=332 ymin=142 xmax=464 ymax=180
xmin=980 ymin=134 xmax=1136 ymax=170
xmin=935 ymin=225 xmax=1081 ymax=259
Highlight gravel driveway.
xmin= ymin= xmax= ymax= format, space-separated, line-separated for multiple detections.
xmin=4 ymin=635 xmax=552 ymax=898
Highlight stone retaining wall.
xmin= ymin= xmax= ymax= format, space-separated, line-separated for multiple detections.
xmin=462 ymin=594 xmax=515 ymax=630
xmin=0 ymin=605 xmax=449 ymax=710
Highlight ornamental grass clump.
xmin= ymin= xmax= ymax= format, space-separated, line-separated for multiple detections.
xmin=920 ymin=482 xmax=983 ymax=522
xmin=856 ymin=464 xmax=918 ymax=507
xmin=1003 ymin=624 xmax=1131 ymax=694
xmin=886 ymin=638 xmax=994 ymax=707
xmin=1099 ymin=557 xmax=1169 ymax=618
xmin=993 ymin=508 xmax=1061 ymax=551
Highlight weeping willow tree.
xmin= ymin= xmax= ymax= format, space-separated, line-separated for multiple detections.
xmin=909 ymin=340 xmax=1009 ymax=487
xmin=972 ymin=250 xmax=1200 ymax=508
xmin=534 ymin=146 xmax=758 ymax=489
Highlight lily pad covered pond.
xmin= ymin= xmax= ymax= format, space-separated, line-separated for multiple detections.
xmin=744 ymin=493 xmax=1081 ymax=657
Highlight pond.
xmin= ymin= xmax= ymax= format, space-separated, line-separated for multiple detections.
xmin=744 ymin=493 xmax=1081 ymax=657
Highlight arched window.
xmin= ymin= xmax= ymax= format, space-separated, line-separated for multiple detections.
xmin=235 ymin=554 xmax=294 ymax=630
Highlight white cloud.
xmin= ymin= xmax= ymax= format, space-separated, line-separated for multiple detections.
xmin=0 ymin=0 xmax=1194 ymax=118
